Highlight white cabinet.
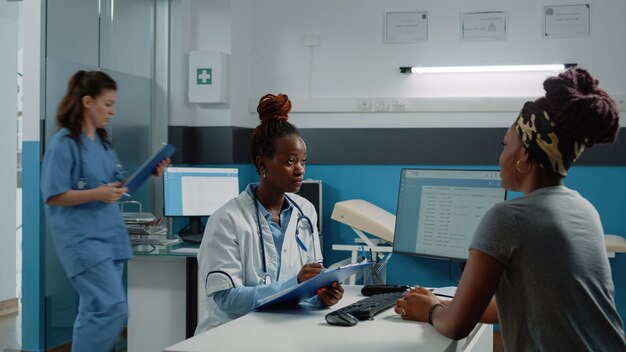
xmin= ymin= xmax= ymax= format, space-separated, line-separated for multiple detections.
xmin=128 ymin=256 xmax=187 ymax=352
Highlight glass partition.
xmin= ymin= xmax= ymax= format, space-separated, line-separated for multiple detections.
xmin=44 ymin=0 xmax=155 ymax=348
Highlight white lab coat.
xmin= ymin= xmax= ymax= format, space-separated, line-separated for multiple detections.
xmin=195 ymin=188 xmax=322 ymax=333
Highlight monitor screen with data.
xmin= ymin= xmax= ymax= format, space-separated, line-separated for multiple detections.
xmin=393 ymin=169 xmax=506 ymax=261
xmin=164 ymin=167 xmax=239 ymax=217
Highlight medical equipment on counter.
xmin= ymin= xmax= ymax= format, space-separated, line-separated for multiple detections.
xmin=331 ymin=199 xmax=395 ymax=245
xmin=120 ymin=201 xmax=180 ymax=246
xmin=330 ymin=199 xmax=395 ymax=284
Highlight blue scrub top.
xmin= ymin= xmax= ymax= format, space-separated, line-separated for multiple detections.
xmin=41 ymin=128 xmax=132 ymax=278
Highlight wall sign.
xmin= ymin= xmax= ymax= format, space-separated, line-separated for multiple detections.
xmin=385 ymin=11 xmax=428 ymax=43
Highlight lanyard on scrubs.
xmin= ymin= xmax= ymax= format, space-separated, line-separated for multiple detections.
xmin=252 ymin=192 xmax=315 ymax=285
xmin=72 ymin=137 xmax=126 ymax=190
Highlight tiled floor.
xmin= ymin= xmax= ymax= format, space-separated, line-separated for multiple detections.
xmin=0 ymin=309 xmax=21 ymax=352
xmin=0 ymin=309 xmax=127 ymax=352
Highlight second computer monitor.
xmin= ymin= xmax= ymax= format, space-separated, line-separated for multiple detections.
xmin=393 ymin=169 xmax=506 ymax=261
xmin=163 ymin=167 xmax=239 ymax=217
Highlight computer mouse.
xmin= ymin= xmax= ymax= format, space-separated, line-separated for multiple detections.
xmin=325 ymin=311 xmax=359 ymax=326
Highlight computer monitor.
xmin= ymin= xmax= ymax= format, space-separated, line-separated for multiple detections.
xmin=295 ymin=180 xmax=323 ymax=235
xmin=392 ymin=169 xmax=506 ymax=261
xmin=164 ymin=167 xmax=239 ymax=234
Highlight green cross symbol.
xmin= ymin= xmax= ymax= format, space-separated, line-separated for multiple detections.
xmin=196 ymin=68 xmax=212 ymax=85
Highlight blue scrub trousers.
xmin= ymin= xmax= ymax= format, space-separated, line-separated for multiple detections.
xmin=69 ymin=259 xmax=128 ymax=352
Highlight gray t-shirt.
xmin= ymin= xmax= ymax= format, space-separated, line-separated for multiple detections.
xmin=470 ymin=186 xmax=625 ymax=352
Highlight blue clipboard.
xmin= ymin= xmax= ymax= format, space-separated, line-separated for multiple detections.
xmin=124 ymin=143 xmax=176 ymax=194
xmin=256 ymin=261 xmax=373 ymax=310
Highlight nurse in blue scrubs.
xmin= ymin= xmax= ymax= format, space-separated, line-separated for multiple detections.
xmin=41 ymin=70 xmax=168 ymax=352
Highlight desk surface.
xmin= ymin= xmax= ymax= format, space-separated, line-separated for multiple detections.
xmin=164 ymin=286 xmax=492 ymax=352
xmin=132 ymin=242 xmax=199 ymax=257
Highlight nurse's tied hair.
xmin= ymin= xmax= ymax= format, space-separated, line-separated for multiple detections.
xmin=56 ymin=70 xmax=117 ymax=142
xmin=249 ymin=93 xmax=301 ymax=174
xmin=515 ymin=68 xmax=620 ymax=176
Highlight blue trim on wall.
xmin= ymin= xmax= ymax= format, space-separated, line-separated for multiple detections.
xmin=198 ymin=162 xmax=626 ymax=324
xmin=303 ymin=164 xmax=626 ymax=325
xmin=22 ymin=141 xmax=44 ymax=351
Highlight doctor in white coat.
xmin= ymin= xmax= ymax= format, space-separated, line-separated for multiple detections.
xmin=195 ymin=94 xmax=344 ymax=334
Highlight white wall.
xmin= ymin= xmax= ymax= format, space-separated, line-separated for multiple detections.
xmin=170 ymin=0 xmax=255 ymax=128
xmin=170 ymin=0 xmax=233 ymax=126
xmin=172 ymin=0 xmax=626 ymax=128
xmin=229 ymin=0 xmax=254 ymax=127
xmin=0 ymin=1 xmax=19 ymax=303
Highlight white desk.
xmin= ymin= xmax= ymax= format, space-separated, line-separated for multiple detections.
xmin=164 ymin=286 xmax=492 ymax=352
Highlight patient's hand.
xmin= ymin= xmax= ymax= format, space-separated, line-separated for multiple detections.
xmin=395 ymin=286 xmax=441 ymax=321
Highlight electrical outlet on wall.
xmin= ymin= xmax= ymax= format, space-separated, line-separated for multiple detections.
xmin=357 ymin=98 xmax=372 ymax=111
xmin=304 ymin=34 xmax=321 ymax=47
xmin=391 ymin=98 xmax=406 ymax=111
xmin=373 ymin=98 xmax=390 ymax=112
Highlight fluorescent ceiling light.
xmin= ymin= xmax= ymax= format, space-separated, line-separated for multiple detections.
xmin=399 ymin=63 xmax=576 ymax=74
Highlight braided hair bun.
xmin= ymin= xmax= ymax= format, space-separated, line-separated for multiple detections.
xmin=535 ymin=68 xmax=620 ymax=147
xmin=257 ymin=94 xmax=292 ymax=123
xmin=249 ymin=94 xmax=300 ymax=172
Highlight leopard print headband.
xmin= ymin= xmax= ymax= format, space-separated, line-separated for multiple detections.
xmin=515 ymin=101 xmax=585 ymax=176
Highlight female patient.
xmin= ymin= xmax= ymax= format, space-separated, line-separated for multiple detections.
xmin=395 ymin=68 xmax=626 ymax=351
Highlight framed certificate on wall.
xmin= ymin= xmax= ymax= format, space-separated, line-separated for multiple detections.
xmin=543 ymin=4 xmax=590 ymax=38
xmin=384 ymin=11 xmax=428 ymax=43
xmin=461 ymin=11 xmax=507 ymax=42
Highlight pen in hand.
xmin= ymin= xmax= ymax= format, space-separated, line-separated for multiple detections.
xmin=101 ymin=181 xmax=131 ymax=198
xmin=316 ymin=287 xmax=328 ymax=296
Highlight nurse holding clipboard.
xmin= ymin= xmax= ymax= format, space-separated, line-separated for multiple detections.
xmin=41 ymin=70 xmax=170 ymax=351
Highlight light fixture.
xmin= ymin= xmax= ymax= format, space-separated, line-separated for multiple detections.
xmin=399 ymin=63 xmax=577 ymax=74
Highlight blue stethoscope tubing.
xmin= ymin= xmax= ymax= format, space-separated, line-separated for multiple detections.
xmin=252 ymin=192 xmax=316 ymax=284
xmin=72 ymin=137 xmax=125 ymax=190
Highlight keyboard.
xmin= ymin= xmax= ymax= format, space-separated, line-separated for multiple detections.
xmin=325 ymin=291 xmax=405 ymax=324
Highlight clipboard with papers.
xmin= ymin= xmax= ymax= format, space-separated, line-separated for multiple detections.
xmin=124 ymin=143 xmax=176 ymax=194
xmin=256 ymin=260 xmax=373 ymax=310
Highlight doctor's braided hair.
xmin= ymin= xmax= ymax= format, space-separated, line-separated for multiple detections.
xmin=249 ymin=94 xmax=300 ymax=174
xmin=56 ymin=70 xmax=117 ymax=142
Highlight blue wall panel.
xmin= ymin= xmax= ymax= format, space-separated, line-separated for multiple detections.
xmin=303 ymin=164 xmax=626 ymax=321
xmin=206 ymin=163 xmax=626 ymax=323
xmin=22 ymin=141 xmax=44 ymax=351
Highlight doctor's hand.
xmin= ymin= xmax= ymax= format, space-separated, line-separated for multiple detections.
xmin=394 ymin=286 xmax=441 ymax=322
xmin=153 ymin=157 xmax=171 ymax=177
xmin=317 ymin=281 xmax=344 ymax=307
xmin=297 ymin=262 xmax=324 ymax=283
xmin=94 ymin=182 xmax=128 ymax=204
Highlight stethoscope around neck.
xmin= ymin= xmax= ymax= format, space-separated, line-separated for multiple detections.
xmin=252 ymin=191 xmax=316 ymax=285
xmin=72 ymin=137 xmax=126 ymax=190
